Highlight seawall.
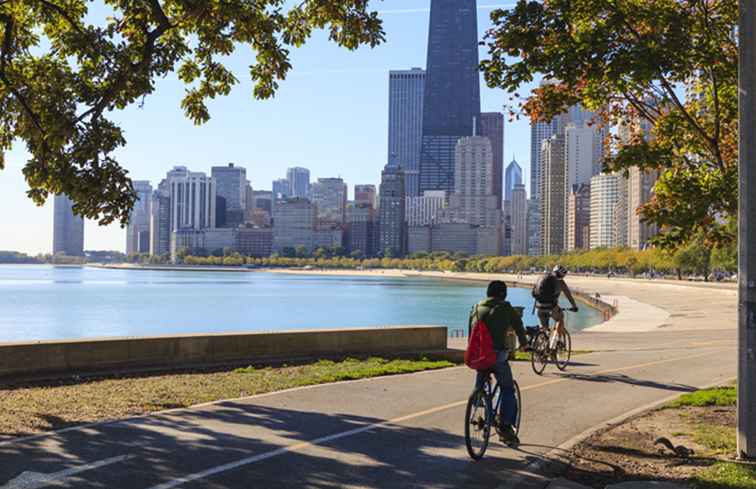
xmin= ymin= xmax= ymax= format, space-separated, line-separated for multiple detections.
xmin=0 ymin=326 xmax=447 ymax=382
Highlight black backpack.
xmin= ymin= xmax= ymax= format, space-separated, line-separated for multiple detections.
xmin=532 ymin=272 xmax=559 ymax=304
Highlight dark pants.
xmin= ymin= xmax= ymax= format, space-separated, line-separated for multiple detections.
xmin=475 ymin=350 xmax=517 ymax=427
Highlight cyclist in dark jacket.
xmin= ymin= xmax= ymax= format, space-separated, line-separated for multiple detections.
xmin=469 ymin=281 xmax=529 ymax=444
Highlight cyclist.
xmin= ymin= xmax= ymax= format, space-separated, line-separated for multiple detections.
xmin=469 ymin=280 xmax=530 ymax=445
xmin=533 ymin=265 xmax=579 ymax=336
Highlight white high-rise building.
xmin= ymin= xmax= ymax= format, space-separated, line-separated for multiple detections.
xmin=446 ymin=136 xmax=501 ymax=227
xmin=126 ymin=181 xmax=153 ymax=255
xmin=165 ymin=166 xmax=216 ymax=232
xmin=406 ymin=191 xmax=447 ymax=227
xmin=590 ymin=173 xmax=620 ymax=249
xmin=388 ymin=68 xmax=425 ymax=196
xmin=511 ymin=184 xmax=528 ymax=255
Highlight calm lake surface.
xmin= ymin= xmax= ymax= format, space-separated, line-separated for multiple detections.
xmin=0 ymin=265 xmax=604 ymax=342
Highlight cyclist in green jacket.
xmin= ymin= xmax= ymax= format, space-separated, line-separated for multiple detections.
xmin=469 ymin=280 xmax=530 ymax=444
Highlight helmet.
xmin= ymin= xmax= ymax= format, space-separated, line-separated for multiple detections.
xmin=553 ymin=264 xmax=568 ymax=278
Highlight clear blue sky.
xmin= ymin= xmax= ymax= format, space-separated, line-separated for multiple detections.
xmin=0 ymin=1 xmax=537 ymax=255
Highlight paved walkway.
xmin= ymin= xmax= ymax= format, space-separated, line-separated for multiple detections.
xmin=0 ymin=277 xmax=738 ymax=489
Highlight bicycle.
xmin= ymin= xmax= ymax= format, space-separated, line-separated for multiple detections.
xmin=464 ymin=370 xmax=522 ymax=460
xmin=529 ymin=308 xmax=573 ymax=375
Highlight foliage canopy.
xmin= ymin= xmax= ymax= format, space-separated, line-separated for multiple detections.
xmin=0 ymin=0 xmax=384 ymax=224
xmin=481 ymin=0 xmax=738 ymax=248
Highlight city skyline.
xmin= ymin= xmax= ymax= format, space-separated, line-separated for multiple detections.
xmin=0 ymin=1 xmax=538 ymax=255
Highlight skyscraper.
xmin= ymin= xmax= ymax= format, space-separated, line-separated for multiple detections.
xmin=565 ymin=125 xmax=601 ymax=188
xmin=310 ymin=178 xmax=348 ymax=225
xmin=388 ymin=68 xmax=425 ymax=196
xmin=150 ymin=182 xmax=171 ymax=257
xmin=590 ymin=173 xmax=620 ymax=249
xmin=354 ymin=184 xmax=377 ymax=208
xmin=540 ymin=135 xmax=567 ymax=255
xmin=272 ymin=198 xmax=316 ymax=253
xmin=446 ymin=136 xmax=501 ymax=227
xmin=165 ymin=166 xmax=216 ymax=232
xmin=53 ymin=194 xmax=84 ymax=256
xmin=126 ymin=181 xmax=153 ymax=255
xmin=628 ymin=167 xmax=659 ymax=249
xmin=379 ymin=163 xmax=406 ymax=257
xmin=406 ymin=190 xmax=447 ymax=227
xmin=212 ymin=163 xmax=247 ymax=228
xmin=511 ymin=184 xmax=528 ymax=256
xmin=286 ymin=167 xmax=310 ymax=199
xmin=480 ymin=112 xmax=505 ymax=207
xmin=418 ymin=0 xmax=481 ymax=196
xmin=566 ymin=183 xmax=591 ymax=251
xmin=272 ymin=179 xmax=290 ymax=200
xmin=504 ymin=158 xmax=523 ymax=203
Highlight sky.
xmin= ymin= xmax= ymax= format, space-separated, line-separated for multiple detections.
xmin=0 ymin=0 xmax=538 ymax=255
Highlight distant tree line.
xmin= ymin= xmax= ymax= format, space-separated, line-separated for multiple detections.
xmin=167 ymin=240 xmax=737 ymax=282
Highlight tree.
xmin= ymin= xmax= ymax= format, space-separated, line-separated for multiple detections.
xmin=0 ymin=1 xmax=384 ymax=225
xmin=482 ymin=0 xmax=738 ymax=248
xmin=673 ymin=232 xmax=712 ymax=280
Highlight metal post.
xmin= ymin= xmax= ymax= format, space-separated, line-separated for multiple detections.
xmin=738 ymin=0 xmax=756 ymax=460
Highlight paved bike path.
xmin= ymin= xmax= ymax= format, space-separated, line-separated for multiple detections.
xmin=0 ymin=330 xmax=736 ymax=489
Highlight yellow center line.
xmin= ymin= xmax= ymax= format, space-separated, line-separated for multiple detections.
xmin=146 ymin=347 xmax=730 ymax=489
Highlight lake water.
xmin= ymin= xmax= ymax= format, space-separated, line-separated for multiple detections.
xmin=0 ymin=265 xmax=604 ymax=342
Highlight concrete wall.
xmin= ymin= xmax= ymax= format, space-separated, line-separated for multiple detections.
xmin=0 ymin=326 xmax=447 ymax=381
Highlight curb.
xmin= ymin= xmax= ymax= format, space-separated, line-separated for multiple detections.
xmin=497 ymin=376 xmax=738 ymax=489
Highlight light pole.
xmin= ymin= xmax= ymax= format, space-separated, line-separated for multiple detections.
xmin=738 ymin=0 xmax=756 ymax=460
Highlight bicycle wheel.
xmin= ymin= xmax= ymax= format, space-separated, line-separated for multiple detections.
xmin=530 ymin=332 xmax=550 ymax=375
xmin=464 ymin=387 xmax=491 ymax=460
xmin=513 ymin=380 xmax=522 ymax=436
xmin=555 ymin=330 xmax=572 ymax=371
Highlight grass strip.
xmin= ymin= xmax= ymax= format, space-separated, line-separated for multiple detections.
xmin=693 ymin=462 xmax=756 ymax=489
xmin=0 ymin=356 xmax=454 ymax=439
xmin=667 ymin=386 xmax=737 ymax=408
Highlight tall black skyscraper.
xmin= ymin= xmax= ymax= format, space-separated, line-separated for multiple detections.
xmin=419 ymin=0 xmax=481 ymax=195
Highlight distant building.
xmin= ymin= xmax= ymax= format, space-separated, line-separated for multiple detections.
xmin=406 ymin=190 xmax=446 ymax=227
xmin=407 ymin=223 xmax=500 ymax=256
xmin=272 ymin=198 xmax=316 ymax=253
xmin=480 ymin=112 xmax=505 ymax=207
xmin=445 ymin=136 xmax=501 ymax=229
xmin=53 ymin=194 xmax=85 ymax=256
xmin=354 ymin=184 xmax=377 ymax=208
xmin=212 ymin=164 xmax=247 ymax=228
xmin=126 ymin=181 xmax=152 ymax=255
xmin=378 ymin=163 xmax=406 ymax=257
xmin=150 ymin=183 xmax=171 ymax=257
xmin=237 ymin=227 xmax=273 ymax=257
xmin=614 ymin=173 xmax=629 ymax=248
xmin=272 ymin=179 xmax=290 ymax=200
xmin=504 ymin=158 xmax=522 ymax=203
xmin=252 ymin=190 xmax=273 ymax=214
xmin=628 ymin=167 xmax=659 ymax=249
xmin=539 ymin=135 xmax=567 ymax=255
xmin=310 ymin=178 xmax=348 ymax=225
xmin=345 ymin=203 xmax=378 ymax=257
xmin=418 ymin=0 xmax=480 ymax=196
xmin=171 ymin=228 xmax=236 ymax=257
xmin=313 ymin=226 xmax=344 ymax=250
xmin=165 ymin=166 xmax=216 ymax=232
xmin=511 ymin=184 xmax=528 ymax=255
xmin=502 ymin=200 xmax=513 ymax=256
xmin=287 ymin=167 xmax=310 ymax=199
xmin=590 ymin=173 xmax=620 ymax=248
xmin=565 ymin=124 xmax=602 ymax=188
xmin=388 ymin=68 xmax=425 ymax=196
xmin=566 ymin=183 xmax=591 ymax=251
xmin=527 ymin=199 xmax=542 ymax=256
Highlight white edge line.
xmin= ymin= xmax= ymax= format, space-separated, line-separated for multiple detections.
xmin=0 ymin=365 xmax=466 ymax=448
xmin=497 ymin=375 xmax=739 ymax=489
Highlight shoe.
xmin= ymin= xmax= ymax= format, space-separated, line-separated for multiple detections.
xmin=498 ymin=424 xmax=520 ymax=446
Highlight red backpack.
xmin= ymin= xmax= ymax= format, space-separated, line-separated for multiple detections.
xmin=464 ymin=306 xmax=497 ymax=371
